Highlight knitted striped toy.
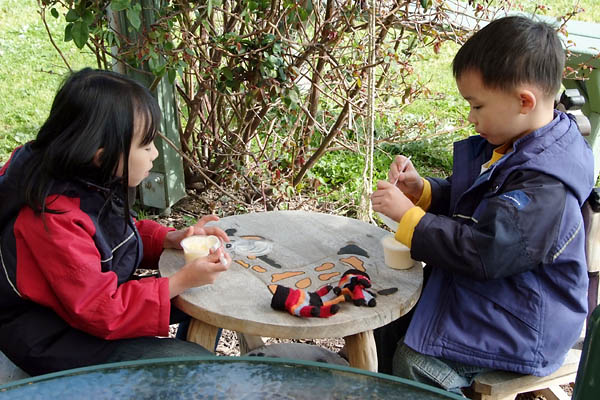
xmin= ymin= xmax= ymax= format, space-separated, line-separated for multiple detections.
xmin=270 ymin=284 xmax=345 ymax=318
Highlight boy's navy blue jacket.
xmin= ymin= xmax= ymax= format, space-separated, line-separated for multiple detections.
xmin=0 ymin=144 xmax=172 ymax=375
xmin=405 ymin=111 xmax=594 ymax=376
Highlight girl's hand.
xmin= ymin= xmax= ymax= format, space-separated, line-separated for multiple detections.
xmin=164 ymin=215 xmax=230 ymax=249
xmin=388 ymin=155 xmax=423 ymax=202
xmin=168 ymin=248 xmax=232 ymax=298
xmin=371 ymin=180 xmax=415 ymax=223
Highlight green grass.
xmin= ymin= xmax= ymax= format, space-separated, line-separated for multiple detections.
xmin=514 ymin=0 xmax=599 ymax=21
xmin=0 ymin=0 xmax=95 ymax=162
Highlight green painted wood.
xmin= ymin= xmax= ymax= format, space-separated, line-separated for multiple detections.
xmin=563 ymin=20 xmax=600 ymax=70
xmin=572 ymin=305 xmax=600 ymax=400
xmin=110 ymin=0 xmax=186 ymax=211
xmin=562 ymin=18 xmax=600 ymax=181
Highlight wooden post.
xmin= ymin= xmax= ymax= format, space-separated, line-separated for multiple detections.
xmin=108 ymin=0 xmax=186 ymax=213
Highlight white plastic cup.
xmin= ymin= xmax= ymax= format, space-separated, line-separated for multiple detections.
xmin=180 ymin=235 xmax=220 ymax=264
xmin=381 ymin=234 xmax=414 ymax=270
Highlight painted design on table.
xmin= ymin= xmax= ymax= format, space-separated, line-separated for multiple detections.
xmin=228 ymin=235 xmax=370 ymax=294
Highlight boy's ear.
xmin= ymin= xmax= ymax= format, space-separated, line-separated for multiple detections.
xmin=93 ymin=148 xmax=104 ymax=167
xmin=518 ymin=89 xmax=537 ymax=114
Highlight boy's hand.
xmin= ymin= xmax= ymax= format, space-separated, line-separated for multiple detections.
xmin=388 ymin=155 xmax=423 ymax=201
xmin=371 ymin=180 xmax=415 ymax=222
xmin=163 ymin=215 xmax=230 ymax=249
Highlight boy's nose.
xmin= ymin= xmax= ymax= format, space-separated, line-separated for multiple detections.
xmin=467 ymin=110 xmax=477 ymax=126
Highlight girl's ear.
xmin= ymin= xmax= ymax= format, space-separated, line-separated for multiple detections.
xmin=518 ymin=89 xmax=537 ymax=114
xmin=93 ymin=148 xmax=104 ymax=167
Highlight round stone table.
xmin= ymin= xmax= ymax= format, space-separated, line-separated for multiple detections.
xmin=159 ymin=210 xmax=423 ymax=371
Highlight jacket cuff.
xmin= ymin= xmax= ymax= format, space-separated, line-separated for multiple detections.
xmin=395 ymin=206 xmax=426 ymax=248
xmin=136 ymin=220 xmax=176 ymax=268
xmin=414 ymin=178 xmax=432 ymax=211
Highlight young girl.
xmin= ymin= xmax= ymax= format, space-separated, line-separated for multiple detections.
xmin=0 ymin=68 xmax=231 ymax=375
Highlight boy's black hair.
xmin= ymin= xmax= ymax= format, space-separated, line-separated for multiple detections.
xmin=452 ymin=15 xmax=564 ymax=97
xmin=22 ymin=68 xmax=160 ymax=221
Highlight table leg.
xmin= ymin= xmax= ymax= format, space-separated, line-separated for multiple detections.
xmin=344 ymin=330 xmax=378 ymax=371
xmin=186 ymin=318 xmax=220 ymax=353
xmin=238 ymin=333 xmax=265 ymax=354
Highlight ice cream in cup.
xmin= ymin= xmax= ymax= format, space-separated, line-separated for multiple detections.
xmin=381 ymin=234 xmax=415 ymax=270
xmin=180 ymin=235 xmax=221 ymax=264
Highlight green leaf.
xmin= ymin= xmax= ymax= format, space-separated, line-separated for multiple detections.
xmin=277 ymin=67 xmax=287 ymax=81
xmin=64 ymin=23 xmax=73 ymax=42
xmin=71 ymin=21 xmax=89 ymax=49
xmin=110 ymin=0 xmax=130 ymax=12
xmin=287 ymin=89 xmax=299 ymax=106
xmin=286 ymin=185 xmax=295 ymax=197
xmin=104 ymin=30 xmax=117 ymax=47
xmin=50 ymin=8 xmax=59 ymax=19
xmin=420 ymin=0 xmax=430 ymax=9
xmin=82 ymin=10 xmax=94 ymax=25
xmin=168 ymin=68 xmax=177 ymax=84
xmin=207 ymin=0 xmax=213 ymax=15
xmin=148 ymin=56 xmax=160 ymax=72
xmin=126 ymin=4 xmax=142 ymax=30
xmin=298 ymin=7 xmax=308 ymax=21
xmin=65 ymin=8 xmax=79 ymax=22
xmin=153 ymin=64 xmax=166 ymax=78
xmin=221 ymin=67 xmax=233 ymax=80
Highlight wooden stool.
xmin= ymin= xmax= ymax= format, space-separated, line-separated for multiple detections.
xmin=469 ymin=348 xmax=581 ymax=400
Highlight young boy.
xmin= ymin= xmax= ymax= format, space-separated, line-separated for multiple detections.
xmin=371 ymin=15 xmax=594 ymax=393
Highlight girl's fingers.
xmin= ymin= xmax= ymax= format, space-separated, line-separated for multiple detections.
xmin=204 ymin=226 xmax=230 ymax=242
xmin=183 ymin=226 xmax=194 ymax=239
xmin=197 ymin=215 xmax=219 ymax=226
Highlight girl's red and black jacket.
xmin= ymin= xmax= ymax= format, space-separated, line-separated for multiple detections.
xmin=0 ymin=144 xmax=173 ymax=375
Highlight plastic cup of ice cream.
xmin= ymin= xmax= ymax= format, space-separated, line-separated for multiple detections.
xmin=180 ymin=235 xmax=221 ymax=264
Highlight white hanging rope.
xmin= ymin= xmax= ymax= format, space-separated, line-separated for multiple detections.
xmin=366 ymin=0 xmax=377 ymax=223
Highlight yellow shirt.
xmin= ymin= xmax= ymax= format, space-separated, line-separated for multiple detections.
xmin=395 ymin=144 xmax=512 ymax=247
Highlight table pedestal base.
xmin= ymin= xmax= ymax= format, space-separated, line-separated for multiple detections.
xmin=344 ymin=330 xmax=378 ymax=372
xmin=187 ymin=319 xmax=220 ymax=352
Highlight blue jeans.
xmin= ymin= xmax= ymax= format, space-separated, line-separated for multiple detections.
xmin=393 ymin=342 xmax=491 ymax=395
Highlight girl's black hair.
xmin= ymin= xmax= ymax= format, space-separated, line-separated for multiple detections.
xmin=452 ymin=16 xmax=564 ymax=97
xmin=22 ymin=68 xmax=160 ymax=219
